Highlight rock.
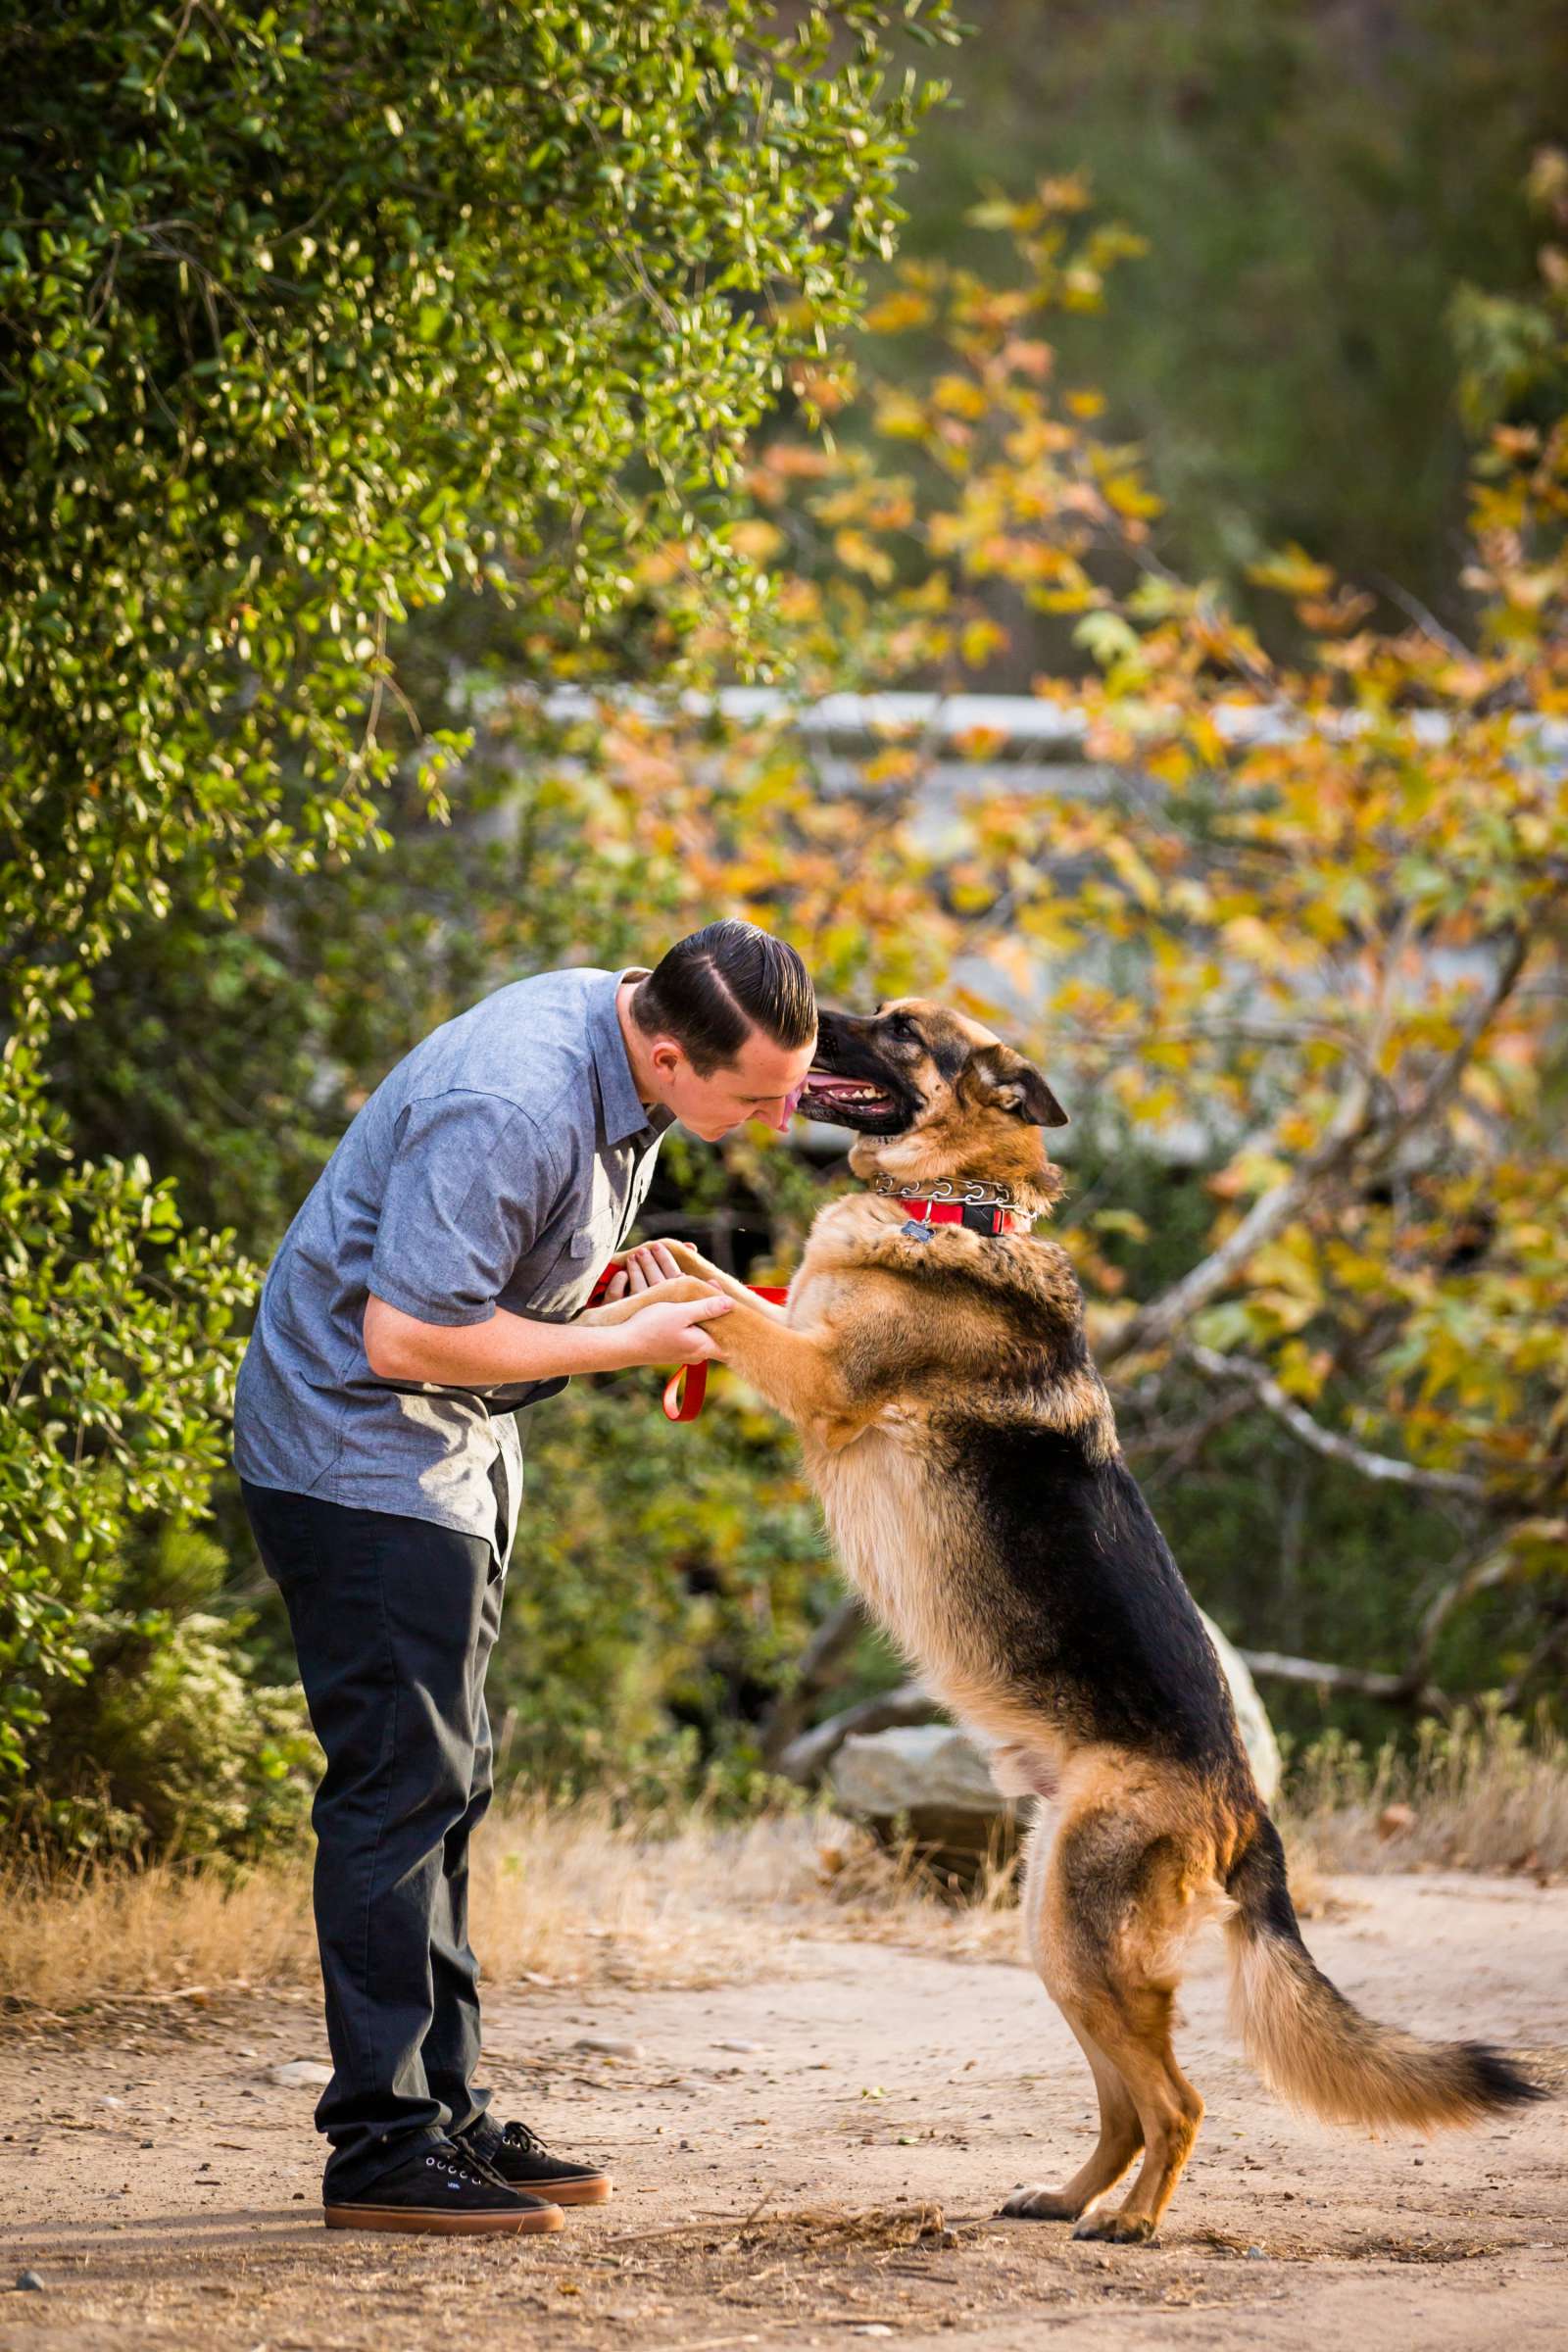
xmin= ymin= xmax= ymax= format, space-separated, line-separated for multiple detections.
xmin=829 ymin=1725 xmax=1015 ymax=1885
xmin=832 ymin=1724 xmax=1004 ymax=1821
xmin=571 ymin=2036 xmax=644 ymax=2061
xmin=712 ymin=2039 xmax=764 ymax=2055
xmin=1377 ymin=1802 xmax=1416 ymax=1840
xmin=827 ymin=1612 xmax=1279 ymax=1876
xmin=269 ymin=2061 xmax=333 ymax=2088
xmin=16 ymin=2271 xmax=44 ymax=2292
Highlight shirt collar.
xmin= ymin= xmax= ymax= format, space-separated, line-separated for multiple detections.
xmin=590 ymin=967 xmax=670 ymax=1148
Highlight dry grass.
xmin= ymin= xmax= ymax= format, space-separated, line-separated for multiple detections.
xmin=0 ymin=1843 xmax=320 ymax=2018
xmin=4 ymin=1709 xmax=1563 ymax=2025
xmin=1277 ymin=1705 xmax=1568 ymax=1878
xmin=0 ymin=1800 xmax=815 ymax=2019
xmin=809 ymin=1816 xmax=1029 ymax=1959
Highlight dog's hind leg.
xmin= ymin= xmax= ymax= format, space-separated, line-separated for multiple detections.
xmin=1066 ymin=1978 xmax=1203 ymax=2245
xmin=1002 ymin=1815 xmax=1144 ymax=2225
xmin=1002 ymin=2009 xmax=1144 ymax=2223
xmin=1004 ymin=1805 xmax=1208 ymax=2245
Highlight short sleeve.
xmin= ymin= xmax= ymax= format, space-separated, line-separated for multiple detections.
xmin=368 ymin=1093 xmax=556 ymax=1327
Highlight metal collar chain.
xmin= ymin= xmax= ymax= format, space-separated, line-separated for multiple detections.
xmin=873 ymin=1175 xmax=1022 ymax=1210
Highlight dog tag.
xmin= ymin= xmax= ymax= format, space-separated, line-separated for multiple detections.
xmin=901 ymin=1218 xmax=935 ymax=1243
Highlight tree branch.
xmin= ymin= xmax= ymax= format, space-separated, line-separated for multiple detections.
xmin=1498 ymin=1612 xmax=1568 ymax=1712
xmin=1404 ymin=1529 xmax=1558 ymax=1685
xmin=1182 ymin=1344 xmax=1489 ymax=1500
xmin=1098 ymin=1108 xmax=1364 ymax=1368
xmin=757 ymin=1595 xmax=866 ymax=1768
xmin=1239 ymin=1646 xmax=1449 ymax=1714
xmin=1098 ymin=927 xmax=1530 ymax=1371
xmin=1361 ymin=928 xmax=1530 ymax=1171
xmin=774 ymin=1679 xmax=941 ymax=1787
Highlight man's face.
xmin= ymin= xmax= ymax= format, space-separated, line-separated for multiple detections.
xmin=657 ymin=1026 xmax=818 ymax=1142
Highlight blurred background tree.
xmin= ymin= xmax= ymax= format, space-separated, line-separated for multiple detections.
xmin=906 ymin=0 xmax=1568 ymax=633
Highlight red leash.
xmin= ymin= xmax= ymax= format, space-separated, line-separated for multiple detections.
xmin=588 ymin=1265 xmax=788 ymax=1422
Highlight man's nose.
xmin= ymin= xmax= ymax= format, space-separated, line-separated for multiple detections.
xmin=756 ymin=1100 xmax=791 ymax=1133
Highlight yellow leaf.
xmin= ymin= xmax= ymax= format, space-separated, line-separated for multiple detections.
xmin=933 ymin=373 xmax=989 ymax=419
xmin=1102 ymin=834 xmax=1160 ymax=908
xmin=960 ymin=616 xmax=1008 ymax=668
xmin=833 ymin=528 xmax=894 ymax=586
xmin=872 ymin=390 xmax=928 ymax=440
xmin=860 ymin=746 xmax=921 ymax=786
xmin=864 ymin=290 xmax=933 ymax=333
xmin=1102 ymin=472 xmax=1164 ymax=520
xmin=1220 ymin=913 xmax=1295 ymax=973
xmin=726 ymin=518 xmax=783 ymax=562
xmin=1247 ymin=542 xmax=1335 ymax=599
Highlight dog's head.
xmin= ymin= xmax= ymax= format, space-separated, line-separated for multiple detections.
xmin=798 ymin=999 xmax=1067 ymax=1208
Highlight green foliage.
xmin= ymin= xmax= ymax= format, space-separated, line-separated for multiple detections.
xmin=7 ymin=1524 xmax=315 ymax=1856
xmin=3 ymin=0 xmax=955 ymax=990
xmin=11 ymin=8 xmax=1565 ymax=1858
xmin=452 ymin=177 xmax=1568 ymax=1743
xmin=0 ymin=1015 xmax=254 ymax=1789
xmin=0 ymin=0 xmax=956 ymax=1834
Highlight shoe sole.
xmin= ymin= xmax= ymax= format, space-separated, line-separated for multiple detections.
xmin=518 ymin=2175 xmax=611 ymax=2206
xmin=323 ymin=2200 xmax=564 ymax=2236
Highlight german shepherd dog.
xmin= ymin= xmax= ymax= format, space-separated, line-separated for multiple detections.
xmin=654 ymin=1000 xmax=1543 ymax=2244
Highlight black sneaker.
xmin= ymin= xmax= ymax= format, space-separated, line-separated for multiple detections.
xmin=460 ymin=2115 xmax=612 ymax=2206
xmin=323 ymin=2138 xmax=565 ymax=2235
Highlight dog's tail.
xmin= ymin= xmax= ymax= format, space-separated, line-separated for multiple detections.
xmin=1224 ymin=1813 xmax=1544 ymax=2130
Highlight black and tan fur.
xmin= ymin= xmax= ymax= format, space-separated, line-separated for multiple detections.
xmin=600 ymin=1000 xmax=1544 ymax=2243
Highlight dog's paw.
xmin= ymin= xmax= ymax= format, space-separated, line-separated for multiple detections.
xmin=999 ymin=2184 xmax=1082 ymax=2222
xmin=1071 ymin=2210 xmax=1159 ymax=2247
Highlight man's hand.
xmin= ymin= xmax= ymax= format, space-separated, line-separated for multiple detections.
xmin=578 ymin=1272 xmax=731 ymax=1360
xmin=600 ymin=1241 xmax=683 ymax=1298
xmin=617 ymin=1290 xmax=731 ymax=1366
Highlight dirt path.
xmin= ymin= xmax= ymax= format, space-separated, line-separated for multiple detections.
xmin=1 ymin=1874 xmax=1564 ymax=2351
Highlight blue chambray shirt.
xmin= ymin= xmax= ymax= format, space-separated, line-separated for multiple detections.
xmin=232 ymin=966 xmax=671 ymax=1563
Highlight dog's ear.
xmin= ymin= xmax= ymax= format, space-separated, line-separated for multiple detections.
xmin=965 ymin=1044 xmax=1069 ymax=1128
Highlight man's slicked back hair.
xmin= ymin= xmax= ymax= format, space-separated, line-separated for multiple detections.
xmin=632 ymin=920 xmax=815 ymax=1077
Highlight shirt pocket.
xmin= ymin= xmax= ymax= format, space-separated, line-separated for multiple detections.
xmin=499 ymin=1218 xmax=613 ymax=1319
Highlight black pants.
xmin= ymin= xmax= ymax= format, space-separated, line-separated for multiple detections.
xmin=241 ymin=1481 xmax=505 ymax=2198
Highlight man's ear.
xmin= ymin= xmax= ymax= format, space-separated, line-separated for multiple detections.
xmin=965 ymin=1045 xmax=1069 ymax=1129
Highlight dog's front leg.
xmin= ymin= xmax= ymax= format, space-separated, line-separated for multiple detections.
xmin=710 ymin=1298 xmax=862 ymax=1448
xmin=662 ymin=1240 xmax=790 ymax=1322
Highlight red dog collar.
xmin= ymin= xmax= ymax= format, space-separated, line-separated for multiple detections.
xmin=894 ymin=1197 xmax=1032 ymax=1238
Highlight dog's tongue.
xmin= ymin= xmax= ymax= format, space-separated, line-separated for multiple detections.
xmin=783 ymin=1081 xmax=808 ymax=1121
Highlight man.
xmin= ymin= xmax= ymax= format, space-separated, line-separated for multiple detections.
xmin=234 ymin=921 xmax=817 ymax=2236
